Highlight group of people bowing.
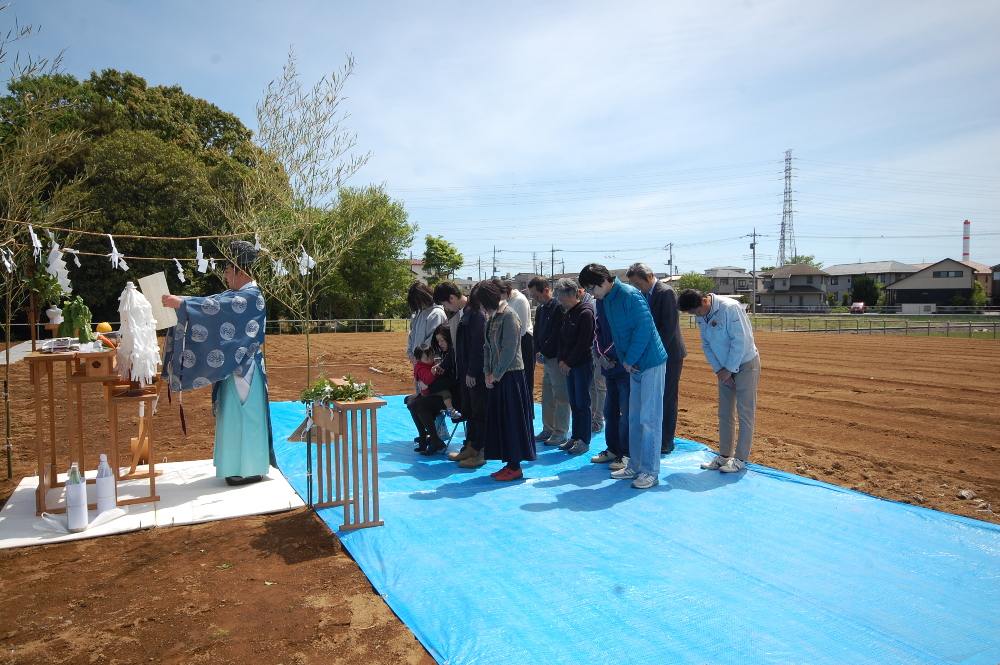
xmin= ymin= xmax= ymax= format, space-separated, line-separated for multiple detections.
xmin=404 ymin=262 xmax=761 ymax=489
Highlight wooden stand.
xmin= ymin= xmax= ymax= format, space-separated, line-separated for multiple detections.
xmin=26 ymin=348 xmax=162 ymax=514
xmin=307 ymin=397 xmax=386 ymax=530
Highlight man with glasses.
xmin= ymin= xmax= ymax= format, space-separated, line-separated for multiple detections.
xmin=578 ymin=264 xmax=667 ymax=489
xmin=676 ymin=288 xmax=760 ymax=474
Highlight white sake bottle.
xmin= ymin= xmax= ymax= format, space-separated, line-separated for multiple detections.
xmin=95 ymin=454 xmax=117 ymax=514
xmin=65 ymin=462 xmax=89 ymax=532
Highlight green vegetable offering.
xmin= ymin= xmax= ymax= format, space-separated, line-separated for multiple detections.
xmin=57 ymin=296 xmax=96 ymax=343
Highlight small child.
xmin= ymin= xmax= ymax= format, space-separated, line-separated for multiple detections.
xmin=413 ymin=344 xmax=461 ymax=418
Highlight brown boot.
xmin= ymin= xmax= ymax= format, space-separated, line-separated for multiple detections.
xmin=448 ymin=445 xmax=473 ymax=462
xmin=458 ymin=447 xmax=486 ymax=468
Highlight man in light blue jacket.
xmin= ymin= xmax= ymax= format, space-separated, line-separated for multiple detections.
xmin=677 ymin=289 xmax=761 ymax=474
xmin=579 ymin=264 xmax=666 ymax=489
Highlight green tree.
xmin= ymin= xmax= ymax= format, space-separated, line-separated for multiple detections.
xmin=676 ymin=271 xmax=716 ymax=294
xmin=790 ymin=254 xmax=824 ymax=269
xmin=423 ymin=235 xmax=463 ymax=286
xmin=851 ymin=273 xmax=879 ymax=305
xmin=325 ymin=185 xmax=415 ymax=318
xmin=971 ymin=280 xmax=988 ymax=308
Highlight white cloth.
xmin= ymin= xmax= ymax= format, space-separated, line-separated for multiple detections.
xmin=508 ymin=289 xmax=533 ymax=337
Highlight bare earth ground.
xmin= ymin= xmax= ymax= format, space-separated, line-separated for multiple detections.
xmin=0 ymin=330 xmax=996 ymax=664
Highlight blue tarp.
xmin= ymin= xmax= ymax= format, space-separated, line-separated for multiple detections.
xmin=269 ymin=397 xmax=1000 ymax=665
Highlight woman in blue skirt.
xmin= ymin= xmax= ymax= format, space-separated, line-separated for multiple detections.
xmin=469 ymin=280 xmax=537 ymax=481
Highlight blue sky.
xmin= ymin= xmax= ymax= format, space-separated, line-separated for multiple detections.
xmin=8 ymin=0 xmax=999 ymax=276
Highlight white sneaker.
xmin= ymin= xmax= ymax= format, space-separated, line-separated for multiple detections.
xmin=610 ymin=466 xmax=639 ymax=480
xmin=590 ymin=449 xmax=616 ymax=464
xmin=700 ymin=455 xmax=727 ymax=470
xmin=608 ymin=456 xmax=629 ymax=471
xmin=719 ymin=458 xmax=746 ymax=473
xmin=631 ymin=473 xmax=659 ymax=489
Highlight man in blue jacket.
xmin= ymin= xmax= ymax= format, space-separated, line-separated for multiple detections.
xmin=578 ymin=264 xmax=667 ymax=489
xmin=626 ymin=263 xmax=687 ymax=454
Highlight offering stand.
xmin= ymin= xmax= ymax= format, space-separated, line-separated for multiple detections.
xmin=307 ymin=395 xmax=387 ymax=530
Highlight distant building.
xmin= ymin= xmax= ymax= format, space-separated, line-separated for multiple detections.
xmin=757 ymin=264 xmax=830 ymax=310
xmin=885 ymin=258 xmax=974 ymax=306
xmin=823 ymin=261 xmax=918 ymax=304
xmin=910 ymin=260 xmax=992 ymax=299
xmin=704 ymin=267 xmax=754 ymax=297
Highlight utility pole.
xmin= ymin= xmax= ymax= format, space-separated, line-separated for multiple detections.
xmin=492 ymin=245 xmax=497 ymax=278
xmin=750 ymin=231 xmax=757 ymax=309
xmin=561 ymin=258 xmax=565 ymax=274
xmin=666 ymin=242 xmax=674 ymax=277
xmin=477 ymin=258 xmax=482 ymax=281
xmin=532 ymin=251 xmax=537 ymax=275
xmin=550 ymin=245 xmax=562 ymax=277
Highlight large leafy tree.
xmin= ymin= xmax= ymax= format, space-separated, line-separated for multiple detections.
xmin=790 ymin=254 xmax=824 ymax=269
xmin=423 ymin=235 xmax=463 ymax=286
xmin=325 ymin=185 xmax=415 ymax=318
xmin=851 ymin=273 xmax=880 ymax=305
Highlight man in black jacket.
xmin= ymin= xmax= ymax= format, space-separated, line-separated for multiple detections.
xmin=527 ymin=276 xmax=570 ymax=446
xmin=433 ymin=281 xmax=488 ymax=467
xmin=626 ymin=263 xmax=687 ymax=454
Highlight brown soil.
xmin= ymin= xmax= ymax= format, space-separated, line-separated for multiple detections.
xmin=0 ymin=330 xmax=995 ymax=664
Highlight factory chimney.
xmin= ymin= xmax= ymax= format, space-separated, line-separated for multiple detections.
xmin=962 ymin=219 xmax=970 ymax=262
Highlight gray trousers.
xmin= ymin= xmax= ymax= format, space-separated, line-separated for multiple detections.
xmin=718 ymin=354 xmax=761 ymax=462
xmin=590 ymin=356 xmax=607 ymax=426
xmin=541 ymin=358 xmax=570 ymax=436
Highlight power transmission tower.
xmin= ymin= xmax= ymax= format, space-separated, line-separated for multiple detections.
xmin=778 ymin=149 xmax=796 ymax=266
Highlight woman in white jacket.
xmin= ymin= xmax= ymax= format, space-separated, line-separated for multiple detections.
xmin=406 ymin=281 xmax=448 ymax=367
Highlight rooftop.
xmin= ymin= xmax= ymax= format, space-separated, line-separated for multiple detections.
xmin=824 ymin=261 xmax=918 ymax=275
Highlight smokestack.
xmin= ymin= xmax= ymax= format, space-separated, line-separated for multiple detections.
xmin=962 ymin=219 xmax=970 ymax=262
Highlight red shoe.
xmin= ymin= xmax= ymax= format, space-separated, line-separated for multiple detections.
xmin=494 ymin=467 xmax=523 ymax=482
xmin=489 ymin=468 xmax=505 ymax=477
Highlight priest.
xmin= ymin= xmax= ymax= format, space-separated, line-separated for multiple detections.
xmin=161 ymin=240 xmax=274 ymax=486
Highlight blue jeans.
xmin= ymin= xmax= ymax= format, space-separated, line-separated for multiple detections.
xmin=603 ymin=373 xmax=630 ymax=458
xmin=565 ymin=362 xmax=593 ymax=444
xmin=628 ymin=363 xmax=665 ymax=476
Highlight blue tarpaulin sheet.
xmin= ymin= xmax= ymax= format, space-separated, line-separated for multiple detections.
xmin=269 ymin=397 xmax=1000 ymax=665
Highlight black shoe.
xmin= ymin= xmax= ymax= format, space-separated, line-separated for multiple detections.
xmin=421 ymin=440 xmax=448 ymax=456
xmin=661 ymin=445 xmax=675 ymax=455
xmin=225 ymin=475 xmax=264 ymax=486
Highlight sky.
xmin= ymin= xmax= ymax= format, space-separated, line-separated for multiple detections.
xmin=7 ymin=0 xmax=999 ymax=277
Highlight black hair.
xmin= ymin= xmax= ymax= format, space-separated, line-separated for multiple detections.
xmin=527 ymin=276 xmax=550 ymax=292
xmin=677 ymin=289 xmax=706 ymax=311
xmin=469 ymin=279 xmax=503 ymax=312
xmin=493 ymin=277 xmax=512 ymax=297
xmin=406 ymin=281 xmax=435 ymax=314
xmin=414 ymin=343 xmax=434 ymax=361
xmin=578 ymin=263 xmax=612 ymax=289
xmin=625 ymin=262 xmax=654 ymax=280
xmin=432 ymin=281 xmax=463 ymax=305
xmin=431 ymin=322 xmax=452 ymax=356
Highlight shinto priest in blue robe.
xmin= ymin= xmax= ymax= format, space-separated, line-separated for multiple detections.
xmin=161 ymin=282 xmax=275 ymax=479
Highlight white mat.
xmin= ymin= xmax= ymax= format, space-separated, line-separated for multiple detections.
xmin=0 ymin=460 xmax=305 ymax=549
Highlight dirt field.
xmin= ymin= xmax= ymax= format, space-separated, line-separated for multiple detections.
xmin=0 ymin=329 xmax=995 ymax=664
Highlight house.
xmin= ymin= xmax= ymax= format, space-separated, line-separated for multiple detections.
xmin=910 ymin=260 xmax=993 ymax=299
xmin=407 ymin=259 xmax=434 ymax=284
xmin=757 ymin=264 xmax=830 ymax=310
xmin=509 ymin=272 xmax=544 ymax=291
xmin=884 ymin=258 xmax=974 ymax=306
xmin=823 ymin=261 xmax=918 ymax=304
xmin=704 ymin=267 xmax=754 ymax=297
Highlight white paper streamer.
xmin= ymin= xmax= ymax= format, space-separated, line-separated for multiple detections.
xmin=117 ymin=282 xmax=160 ymax=385
xmin=1 ymin=247 xmax=15 ymax=273
xmin=272 ymin=257 xmax=289 ymax=277
xmin=28 ymin=225 xmax=42 ymax=261
xmin=195 ymin=239 xmax=208 ymax=273
xmin=297 ymin=246 xmax=316 ymax=276
xmin=254 ymin=233 xmax=270 ymax=255
xmin=107 ymin=234 xmax=129 ymax=272
xmin=44 ymin=230 xmax=72 ymax=294
xmin=172 ymin=258 xmax=186 ymax=283
xmin=63 ymin=247 xmax=82 ymax=268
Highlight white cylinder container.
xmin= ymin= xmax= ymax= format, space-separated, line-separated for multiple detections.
xmin=96 ymin=454 xmax=117 ymax=514
xmin=65 ymin=463 xmax=89 ymax=533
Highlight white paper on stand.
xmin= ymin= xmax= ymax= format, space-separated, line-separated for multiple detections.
xmin=137 ymin=272 xmax=177 ymax=330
